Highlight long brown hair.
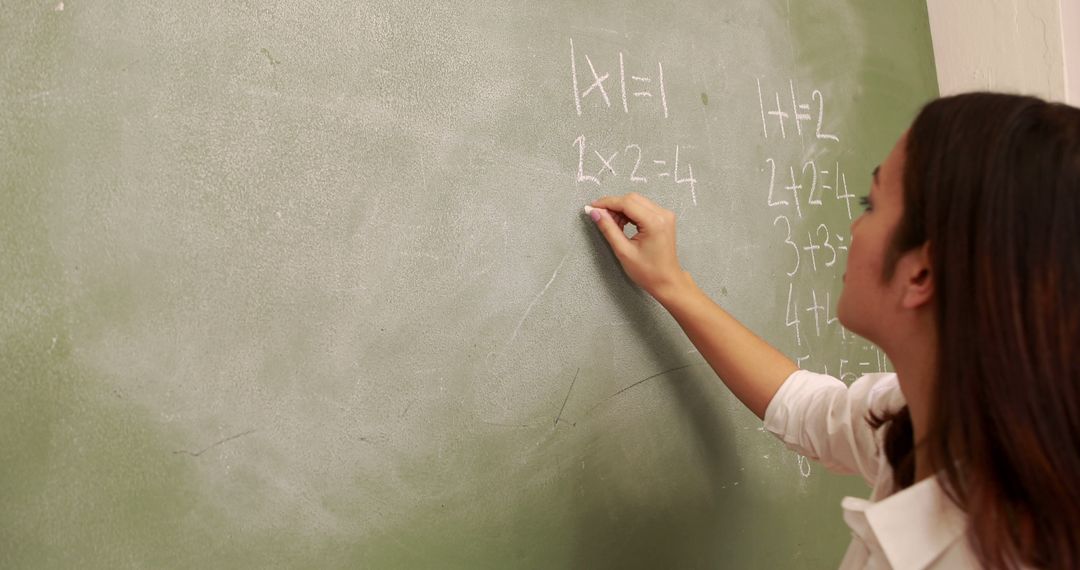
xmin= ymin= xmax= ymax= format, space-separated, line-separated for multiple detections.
xmin=871 ymin=93 xmax=1080 ymax=569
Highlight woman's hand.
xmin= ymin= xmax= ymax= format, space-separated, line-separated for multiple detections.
xmin=588 ymin=193 xmax=690 ymax=302
xmin=588 ymin=192 xmax=797 ymax=419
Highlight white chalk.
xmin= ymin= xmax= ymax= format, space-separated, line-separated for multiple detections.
xmin=584 ymin=205 xmax=608 ymax=216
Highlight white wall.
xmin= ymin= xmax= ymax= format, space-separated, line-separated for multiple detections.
xmin=926 ymin=0 xmax=1079 ymax=106
xmin=1062 ymin=0 xmax=1080 ymax=103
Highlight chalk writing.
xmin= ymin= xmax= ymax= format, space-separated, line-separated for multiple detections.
xmin=762 ymin=158 xmax=855 ymax=219
xmin=574 ymin=136 xmax=698 ymax=204
xmin=571 ymin=38 xmax=669 ymax=118
xmin=756 ymin=77 xmax=839 ymax=143
xmin=569 ymin=38 xmax=697 ymax=204
xmin=754 ymin=76 xmax=890 ymax=477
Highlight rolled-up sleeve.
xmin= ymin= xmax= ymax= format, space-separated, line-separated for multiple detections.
xmin=763 ymin=370 xmax=904 ymax=485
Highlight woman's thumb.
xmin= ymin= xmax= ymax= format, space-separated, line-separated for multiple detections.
xmin=588 ymin=206 xmax=633 ymax=260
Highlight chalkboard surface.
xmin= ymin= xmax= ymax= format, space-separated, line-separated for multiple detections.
xmin=1 ymin=1 xmax=937 ymax=567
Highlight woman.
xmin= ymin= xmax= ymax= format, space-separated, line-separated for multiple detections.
xmin=586 ymin=93 xmax=1080 ymax=569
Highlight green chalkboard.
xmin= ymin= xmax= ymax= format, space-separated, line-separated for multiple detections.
xmin=1 ymin=1 xmax=937 ymax=567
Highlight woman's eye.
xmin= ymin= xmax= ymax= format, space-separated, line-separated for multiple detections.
xmin=859 ymin=195 xmax=872 ymax=211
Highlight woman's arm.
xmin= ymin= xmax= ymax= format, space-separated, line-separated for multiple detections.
xmin=588 ymin=193 xmax=797 ymax=419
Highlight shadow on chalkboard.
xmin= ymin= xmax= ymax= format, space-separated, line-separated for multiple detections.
xmin=574 ymin=220 xmax=752 ymax=567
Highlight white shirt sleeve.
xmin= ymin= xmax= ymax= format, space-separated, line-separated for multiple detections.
xmin=763 ymin=370 xmax=905 ymax=485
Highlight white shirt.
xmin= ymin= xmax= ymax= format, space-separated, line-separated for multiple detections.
xmin=763 ymin=370 xmax=981 ymax=569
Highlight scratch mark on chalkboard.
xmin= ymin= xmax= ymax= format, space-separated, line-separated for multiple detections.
xmin=509 ymin=253 xmax=569 ymax=344
xmin=372 ymin=67 xmax=408 ymax=81
xmin=574 ymin=25 xmax=621 ymax=36
xmin=400 ymin=250 xmax=442 ymax=261
xmin=173 ymin=429 xmax=258 ymax=457
xmin=690 ymin=41 xmax=719 ymax=176
xmin=554 ymin=368 xmax=580 ymax=426
xmin=419 ymin=154 xmax=429 ymax=193
xmin=481 ymin=420 xmax=534 ymax=429
xmin=587 ymin=363 xmax=701 ymax=413
xmin=260 ymin=48 xmax=280 ymax=66
xmin=23 ymin=90 xmax=52 ymax=103
xmin=331 ymin=285 xmax=367 ymax=293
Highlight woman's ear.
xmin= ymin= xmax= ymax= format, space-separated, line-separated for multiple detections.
xmin=900 ymin=242 xmax=934 ymax=309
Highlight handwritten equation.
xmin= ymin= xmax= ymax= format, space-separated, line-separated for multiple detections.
xmin=573 ymin=137 xmax=698 ymax=204
xmin=755 ymin=77 xmax=890 ymax=383
xmin=569 ymin=38 xmax=700 ymax=204
xmin=756 ymin=78 xmax=839 ymax=142
xmin=570 ymin=38 xmax=669 ymax=118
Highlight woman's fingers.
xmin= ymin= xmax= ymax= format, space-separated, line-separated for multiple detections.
xmin=589 ymin=207 xmax=635 ymax=260
xmin=610 ymin=209 xmax=632 ymax=231
xmin=586 ymin=193 xmax=683 ymax=297
xmin=591 ymin=193 xmax=660 ymax=230
xmin=625 ymin=192 xmax=665 ymax=217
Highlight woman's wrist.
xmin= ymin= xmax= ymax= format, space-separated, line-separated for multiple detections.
xmin=650 ymin=270 xmax=699 ymax=308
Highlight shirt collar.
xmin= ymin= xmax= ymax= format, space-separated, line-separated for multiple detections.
xmin=843 ymin=476 xmax=968 ymax=569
